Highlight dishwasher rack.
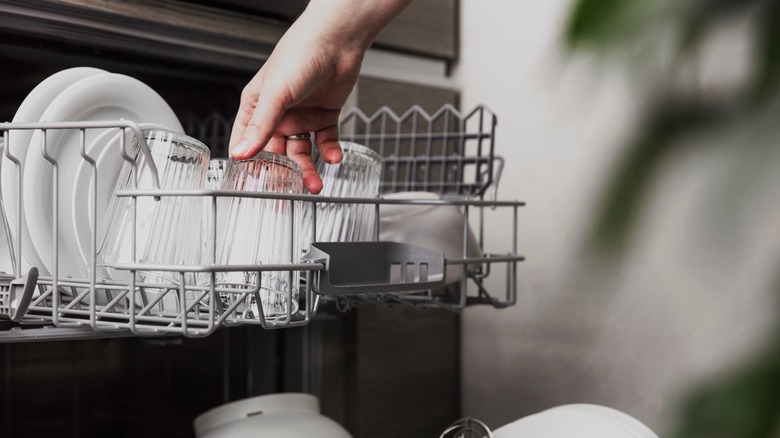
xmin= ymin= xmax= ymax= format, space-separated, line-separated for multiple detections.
xmin=0 ymin=105 xmax=524 ymax=341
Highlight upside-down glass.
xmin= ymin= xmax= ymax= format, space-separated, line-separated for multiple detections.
xmin=201 ymin=158 xmax=226 ymax=270
xmin=96 ymin=129 xmax=209 ymax=285
xmin=215 ymin=152 xmax=303 ymax=320
xmin=300 ymin=142 xmax=382 ymax=250
xmin=206 ymin=158 xmax=227 ymax=190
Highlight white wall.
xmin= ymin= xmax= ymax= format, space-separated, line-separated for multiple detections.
xmin=454 ymin=1 xmax=780 ymax=434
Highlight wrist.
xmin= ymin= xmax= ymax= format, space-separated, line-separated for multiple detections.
xmin=300 ymin=0 xmax=413 ymax=53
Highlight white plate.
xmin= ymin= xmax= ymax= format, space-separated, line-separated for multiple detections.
xmin=541 ymin=411 xmax=642 ymax=438
xmin=2 ymin=67 xmax=106 ymax=275
xmin=544 ymin=405 xmax=644 ymax=438
xmin=492 ymin=413 xmax=611 ymax=438
xmin=378 ymin=191 xmax=482 ymax=285
xmin=71 ymin=122 xmax=172 ymax=270
xmin=551 ymin=404 xmax=658 ymax=438
xmin=24 ymin=73 xmax=183 ymax=278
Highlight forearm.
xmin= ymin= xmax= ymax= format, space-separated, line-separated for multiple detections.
xmin=298 ymin=0 xmax=414 ymax=54
xmin=229 ymin=0 xmax=413 ymax=191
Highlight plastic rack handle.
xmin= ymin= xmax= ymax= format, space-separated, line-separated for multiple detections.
xmin=302 ymin=242 xmax=445 ymax=296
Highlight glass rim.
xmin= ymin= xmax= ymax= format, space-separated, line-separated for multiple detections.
xmin=338 ymin=141 xmax=382 ymax=163
xmin=231 ymin=150 xmax=303 ymax=177
xmin=141 ymin=128 xmax=210 ymax=156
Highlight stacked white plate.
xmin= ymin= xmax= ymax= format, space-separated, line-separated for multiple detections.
xmin=492 ymin=404 xmax=658 ymax=438
xmin=0 ymin=67 xmax=184 ymax=277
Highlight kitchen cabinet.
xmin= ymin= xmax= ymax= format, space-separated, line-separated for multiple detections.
xmin=29 ymin=0 xmax=457 ymax=63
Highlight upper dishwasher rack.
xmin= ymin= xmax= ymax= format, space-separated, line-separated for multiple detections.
xmin=0 ymin=105 xmax=524 ymax=341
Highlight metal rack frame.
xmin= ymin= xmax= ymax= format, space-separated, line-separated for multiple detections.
xmin=339 ymin=104 xmax=497 ymax=197
xmin=0 ymin=105 xmax=524 ymax=341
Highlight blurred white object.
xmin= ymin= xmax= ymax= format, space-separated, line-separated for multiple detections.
xmin=493 ymin=413 xmax=609 ymax=438
xmin=379 ymin=191 xmax=481 ymax=285
xmin=546 ymin=404 xmax=657 ymax=438
xmin=492 ymin=404 xmax=658 ymax=438
xmin=194 ymin=393 xmax=352 ymax=438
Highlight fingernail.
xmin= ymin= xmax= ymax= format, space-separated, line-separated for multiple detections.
xmin=231 ymin=139 xmax=251 ymax=157
xmin=324 ymin=149 xmax=343 ymax=164
xmin=304 ymin=174 xmax=323 ymax=194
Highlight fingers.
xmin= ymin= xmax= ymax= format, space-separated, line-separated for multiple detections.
xmin=286 ymin=137 xmax=323 ymax=194
xmin=314 ymin=124 xmax=343 ymax=164
xmin=228 ymin=104 xmax=250 ymax=151
xmin=229 ymin=73 xmax=263 ymax=153
xmin=231 ymin=100 xmax=285 ymax=159
xmin=264 ymin=135 xmax=287 ymax=156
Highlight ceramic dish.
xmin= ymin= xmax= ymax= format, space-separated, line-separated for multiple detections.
xmin=194 ymin=394 xmax=350 ymax=438
xmin=542 ymin=411 xmax=642 ymax=438
xmin=2 ymin=67 xmax=107 ymax=275
xmin=23 ymin=72 xmax=182 ymax=278
xmin=554 ymin=404 xmax=658 ymax=438
xmin=492 ymin=413 xmax=611 ymax=438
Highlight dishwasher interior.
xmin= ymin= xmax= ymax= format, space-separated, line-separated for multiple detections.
xmin=0 ymin=101 xmax=523 ymax=438
xmin=0 ymin=10 xmax=523 ymax=437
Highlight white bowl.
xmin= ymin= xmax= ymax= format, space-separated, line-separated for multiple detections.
xmin=493 ymin=404 xmax=658 ymax=438
xmin=547 ymin=404 xmax=658 ymax=438
xmin=379 ymin=191 xmax=482 ymax=285
xmin=194 ymin=393 xmax=351 ymax=438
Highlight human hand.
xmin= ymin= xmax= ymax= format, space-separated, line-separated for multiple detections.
xmin=229 ymin=11 xmax=363 ymax=193
xmin=229 ymin=0 xmax=414 ymax=193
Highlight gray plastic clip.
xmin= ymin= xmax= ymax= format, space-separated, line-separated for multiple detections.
xmin=301 ymin=241 xmax=445 ymax=296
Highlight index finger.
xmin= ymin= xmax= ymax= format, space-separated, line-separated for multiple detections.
xmin=230 ymin=89 xmax=286 ymax=159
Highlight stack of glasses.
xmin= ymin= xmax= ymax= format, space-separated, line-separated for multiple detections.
xmin=95 ymin=130 xmax=383 ymax=322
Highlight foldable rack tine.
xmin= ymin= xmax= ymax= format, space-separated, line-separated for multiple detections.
xmin=9 ymin=267 xmax=38 ymax=322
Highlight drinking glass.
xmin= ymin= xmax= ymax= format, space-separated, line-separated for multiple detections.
xmin=301 ymin=141 xmax=382 ymax=250
xmin=206 ymin=158 xmax=227 ymax=189
xmin=215 ymin=152 xmax=303 ymax=320
xmin=96 ymin=129 xmax=209 ymax=285
xmin=200 ymin=158 xmax=226 ymax=272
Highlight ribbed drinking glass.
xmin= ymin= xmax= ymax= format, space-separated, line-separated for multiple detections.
xmin=300 ymin=141 xmax=382 ymax=250
xmin=96 ymin=129 xmax=209 ymax=285
xmin=215 ymin=152 xmax=303 ymax=320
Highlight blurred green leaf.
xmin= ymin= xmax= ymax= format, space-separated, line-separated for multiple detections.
xmin=567 ymin=0 xmax=780 ymax=436
xmin=674 ymin=347 xmax=780 ymax=438
xmin=565 ymin=0 xmax=663 ymax=48
xmin=566 ymin=0 xmax=625 ymax=46
xmin=589 ymin=98 xmax=735 ymax=254
xmin=677 ymin=0 xmax=757 ymax=53
xmin=752 ymin=1 xmax=780 ymax=100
